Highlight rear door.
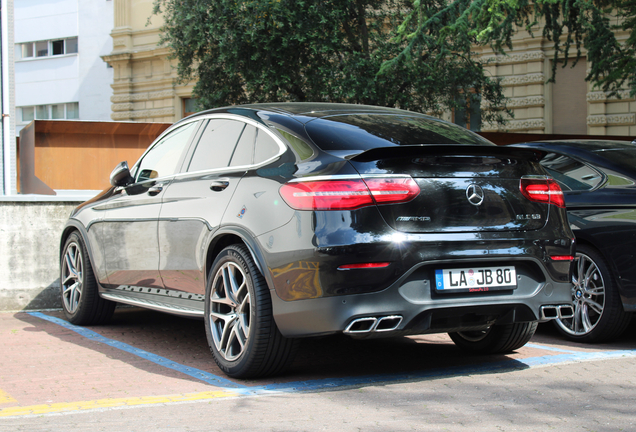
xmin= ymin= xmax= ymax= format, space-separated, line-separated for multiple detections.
xmin=157 ymin=117 xmax=255 ymax=294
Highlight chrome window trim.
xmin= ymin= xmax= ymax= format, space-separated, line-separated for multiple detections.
xmin=175 ymin=113 xmax=288 ymax=178
xmin=130 ymin=117 xmax=204 ymax=179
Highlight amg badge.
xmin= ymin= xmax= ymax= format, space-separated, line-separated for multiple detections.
xmin=396 ymin=216 xmax=431 ymax=222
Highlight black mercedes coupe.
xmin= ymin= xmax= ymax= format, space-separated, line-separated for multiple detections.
xmin=60 ymin=103 xmax=575 ymax=378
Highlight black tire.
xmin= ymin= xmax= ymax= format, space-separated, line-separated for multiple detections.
xmin=449 ymin=322 xmax=538 ymax=354
xmin=554 ymin=244 xmax=632 ymax=343
xmin=204 ymin=244 xmax=297 ymax=378
xmin=60 ymin=231 xmax=115 ymax=325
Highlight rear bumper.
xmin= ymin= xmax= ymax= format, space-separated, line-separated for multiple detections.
xmin=271 ymin=256 xmax=573 ymax=338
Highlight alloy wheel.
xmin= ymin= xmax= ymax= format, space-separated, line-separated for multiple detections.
xmin=556 ymin=252 xmax=605 ymax=336
xmin=61 ymin=242 xmax=83 ymax=314
xmin=209 ymin=261 xmax=251 ymax=361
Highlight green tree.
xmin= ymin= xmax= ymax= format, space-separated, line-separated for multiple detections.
xmin=152 ymin=0 xmax=509 ymax=124
xmin=386 ymin=0 xmax=636 ymax=98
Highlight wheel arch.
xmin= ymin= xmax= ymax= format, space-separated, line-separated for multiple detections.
xmin=573 ymin=235 xmax=624 ymax=291
xmin=60 ymin=220 xmax=92 ymax=262
xmin=572 ymin=235 xmax=633 ymax=314
xmin=205 ymin=227 xmax=273 ymax=294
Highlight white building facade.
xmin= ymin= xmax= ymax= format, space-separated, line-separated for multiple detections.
xmin=14 ymin=0 xmax=113 ymax=135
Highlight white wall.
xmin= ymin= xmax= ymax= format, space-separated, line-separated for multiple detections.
xmin=14 ymin=0 xmax=78 ymax=42
xmin=77 ymin=0 xmax=113 ymax=121
xmin=14 ymin=0 xmax=113 ymax=131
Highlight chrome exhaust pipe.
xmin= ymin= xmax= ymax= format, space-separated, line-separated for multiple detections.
xmin=540 ymin=304 xmax=575 ymax=321
xmin=540 ymin=306 xmax=559 ymax=320
xmin=374 ymin=315 xmax=403 ymax=332
xmin=344 ymin=315 xmax=403 ymax=334
xmin=344 ymin=317 xmax=377 ymax=334
xmin=557 ymin=305 xmax=574 ymax=319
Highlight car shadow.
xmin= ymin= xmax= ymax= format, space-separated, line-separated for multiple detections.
xmin=17 ymin=307 xmax=620 ymax=388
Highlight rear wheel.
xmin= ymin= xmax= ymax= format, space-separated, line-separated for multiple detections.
xmin=60 ymin=231 xmax=115 ymax=325
xmin=554 ymin=245 xmax=631 ymax=342
xmin=449 ymin=322 xmax=538 ymax=354
xmin=205 ymin=244 xmax=297 ymax=378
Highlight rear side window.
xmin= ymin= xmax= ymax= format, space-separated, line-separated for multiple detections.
xmin=230 ymin=124 xmax=257 ymax=167
xmin=136 ymin=121 xmax=198 ymax=182
xmin=254 ymin=130 xmax=280 ymax=164
xmin=540 ymin=153 xmax=603 ymax=191
xmin=305 ymin=114 xmax=494 ymax=151
xmin=188 ymin=119 xmax=246 ymax=172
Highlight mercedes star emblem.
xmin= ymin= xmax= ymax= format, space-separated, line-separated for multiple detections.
xmin=466 ymin=184 xmax=485 ymax=206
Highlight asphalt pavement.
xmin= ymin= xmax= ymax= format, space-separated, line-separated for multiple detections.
xmin=0 ymin=307 xmax=635 ymax=431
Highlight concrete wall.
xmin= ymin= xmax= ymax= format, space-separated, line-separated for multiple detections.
xmin=0 ymin=198 xmax=81 ymax=310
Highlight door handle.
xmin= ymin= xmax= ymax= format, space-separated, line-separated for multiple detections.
xmin=210 ymin=180 xmax=230 ymax=192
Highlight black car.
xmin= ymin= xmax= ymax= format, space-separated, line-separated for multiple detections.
xmin=511 ymin=140 xmax=636 ymax=342
xmin=60 ymin=103 xmax=575 ymax=378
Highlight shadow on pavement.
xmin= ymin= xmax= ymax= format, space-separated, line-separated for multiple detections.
xmin=17 ymin=306 xmax=631 ymax=388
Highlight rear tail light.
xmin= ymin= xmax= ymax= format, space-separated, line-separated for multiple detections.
xmin=550 ymin=255 xmax=574 ymax=261
xmin=279 ymin=176 xmax=420 ymax=210
xmin=519 ymin=177 xmax=565 ymax=208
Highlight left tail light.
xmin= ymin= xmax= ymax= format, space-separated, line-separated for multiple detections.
xmin=279 ymin=176 xmax=420 ymax=211
xmin=520 ymin=176 xmax=566 ymax=208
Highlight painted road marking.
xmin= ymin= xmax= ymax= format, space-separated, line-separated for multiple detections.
xmin=28 ymin=312 xmax=248 ymax=392
xmin=0 ymin=390 xmax=239 ymax=417
xmin=0 ymin=389 xmax=17 ymax=404
xmin=525 ymin=343 xmax=579 ymax=354
xmin=5 ymin=312 xmax=633 ymax=418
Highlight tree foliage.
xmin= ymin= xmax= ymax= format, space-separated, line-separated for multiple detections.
xmin=152 ymin=0 xmax=509 ymax=123
xmin=388 ymin=0 xmax=636 ymax=98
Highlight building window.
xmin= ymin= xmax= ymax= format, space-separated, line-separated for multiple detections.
xmin=19 ymin=103 xmax=80 ymax=124
xmin=182 ymin=98 xmax=198 ymax=118
xmin=18 ymin=37 xmax=78 ymax=60
xmin=453 ymin=93 xmax=481 ymax=131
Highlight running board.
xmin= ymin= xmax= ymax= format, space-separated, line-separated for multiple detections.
xmin=101 ymin=291 xmax=204 ymax=318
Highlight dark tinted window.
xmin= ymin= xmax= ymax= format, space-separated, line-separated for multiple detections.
xmin=540 ymin=153 xmax=602 ymax=191
xmin=188 ymin=119 xmax=245 ymax=172
xmin=230 ymin=124 xmax=256 ymax=167
xmin=305 ymin=114 xmax=493 ymax=151
xmin=136 ymin=121 xmax=198 ymax=182
xmin=254 ymin=130 xmax=279 ymax=163
xmin=593 ymin=148 xmax=636 ymax=174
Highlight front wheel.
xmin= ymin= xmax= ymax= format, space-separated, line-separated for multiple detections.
xmin=204 ymin=244 xmax=297 ymax=378
xmin=554 ymin=245 xmax=631 ymax=342
xmin=449 ymin=322 xmax=538 ymax=354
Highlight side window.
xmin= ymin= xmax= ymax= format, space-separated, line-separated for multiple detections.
xmin=230 ymin=124 xmax=257 ymax=167
xmin=188 ymin=119 xmax=245 ymax=172
xmin=540 ymin=153 xmax=603 ymax=191
xmin=136 ymin=121 xmax=198 ymax=182
xmin=254 ymin=129 xmax=280 ymax=164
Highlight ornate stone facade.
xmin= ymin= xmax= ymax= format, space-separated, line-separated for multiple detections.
xmin=102 ymin=0 xmax=193 ymax=123
xmin=103 ymin=3 xmax=636 ymax=136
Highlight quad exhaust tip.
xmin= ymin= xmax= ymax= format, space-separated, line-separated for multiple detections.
xmin=540 ymin=304 xmax=574 ymax=321
xmin=344 ymin=315 xmax=403 ymax=334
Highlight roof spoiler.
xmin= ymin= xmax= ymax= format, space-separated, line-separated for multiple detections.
xmin=348 ymin=144 xmax=545 ymax=163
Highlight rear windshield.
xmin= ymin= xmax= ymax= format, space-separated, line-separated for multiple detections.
xmin=305 ymin=114 xmax=494 ymax=151
xmin=593 ymin=148 xmax=636 ymax=173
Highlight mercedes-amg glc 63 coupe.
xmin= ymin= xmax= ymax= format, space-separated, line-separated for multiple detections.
xmin=60 ymin=103 xmax=575 ymax=378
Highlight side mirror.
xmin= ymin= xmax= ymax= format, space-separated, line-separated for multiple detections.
xmin=110 ymin=161 xmax=134 ymax=187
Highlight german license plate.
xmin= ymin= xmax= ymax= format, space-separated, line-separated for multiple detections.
xmin=434 ymin=266 xmax=517 ymax=293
